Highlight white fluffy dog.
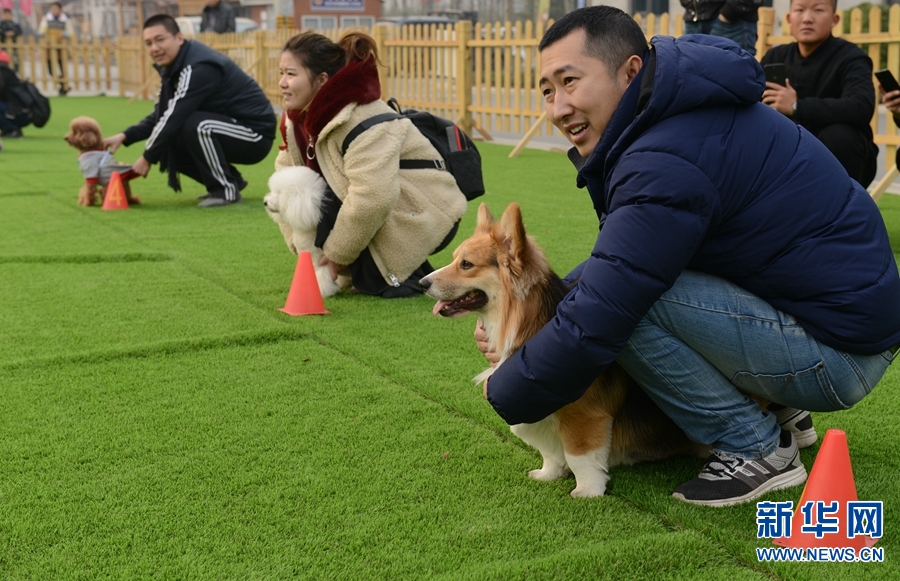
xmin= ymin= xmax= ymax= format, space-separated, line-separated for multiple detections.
xmin=264 ymin=166 xmax=344 ymax=298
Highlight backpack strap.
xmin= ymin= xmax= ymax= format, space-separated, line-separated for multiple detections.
xmin=340 ymin=111 xmax=446 ymax=171
xmin=341 ymin=112 xmax=402 ymax=156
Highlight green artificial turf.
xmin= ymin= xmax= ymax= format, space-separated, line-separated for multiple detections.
xmin=0 ymin=97 xmax=898 ymax=580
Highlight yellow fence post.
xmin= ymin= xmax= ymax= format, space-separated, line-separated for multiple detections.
xmin=757 ymin=7 xmax=775 ymax=58
xmin=455 ymin=20 xmax=473 ymax=135
xmin=372 ymin=23 xmax=388 ymax=100
xmin=254 ymin=30 xmax=267 ymax=93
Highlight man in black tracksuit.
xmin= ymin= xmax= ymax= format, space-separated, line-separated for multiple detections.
xmin=761 ymin=0 xmax=877 ymax=188
xmin=104 ymin=14 xmax=274 ymax=207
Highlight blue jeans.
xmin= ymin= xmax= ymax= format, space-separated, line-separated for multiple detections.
xmin=617 ymin=271 xmax=891 ymax=459
xmin=684 ymin=20 xmax=715 ymax=35
xmin=685 ymin=17 xmax=758 ymax=56
xmin=710 ymin=18 xmax=758 ymax=56
xmin=0 ymin=101 xmax=30 ymax=132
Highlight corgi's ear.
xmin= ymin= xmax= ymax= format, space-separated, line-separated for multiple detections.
xmin=475 ymin=202 xmax=495 ymax=234
xmin=499 ymin=203 xmax=528 ymax=265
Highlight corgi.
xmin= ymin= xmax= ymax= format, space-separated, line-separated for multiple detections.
xmin=420 ymin=203 xmax=701 ymax=498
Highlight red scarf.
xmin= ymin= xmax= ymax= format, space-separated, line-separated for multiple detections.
xmin=304 ymin=56 xmax=382 ymax=143
xmin=280 ymin=109 xmax=320 ymax=174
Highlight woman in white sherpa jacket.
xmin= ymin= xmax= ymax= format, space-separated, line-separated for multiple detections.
xmin=274 ymin=31 xmax=467 ymax=298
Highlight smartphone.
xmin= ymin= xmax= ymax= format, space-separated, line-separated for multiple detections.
xmin=764 ymin=63 xmax=786 ymax=86
xmin=875 ymin=69 xmax=900 ymax=94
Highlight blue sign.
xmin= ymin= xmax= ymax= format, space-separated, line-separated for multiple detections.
xmin=310 ymin=0 xmax=364 ymax=12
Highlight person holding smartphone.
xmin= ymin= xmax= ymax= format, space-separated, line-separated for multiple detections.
xmin=876 ymin=71 xmax=900 ymax=174
xmin=760 ymin=0 xmax=877 ymax=187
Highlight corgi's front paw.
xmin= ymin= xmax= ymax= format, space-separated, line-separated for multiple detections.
xmin=527 ymin=466 xmax=569 ymax=481
xmin=570 ymin=482 xmax=607 ymax=498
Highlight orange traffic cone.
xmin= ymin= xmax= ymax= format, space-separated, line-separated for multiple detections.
xmin=279 ymin=251 xmax=330 ymax=316
xmin=101 ymin=171 xmax=129 ymax=210
xmin=773 ymin=429 xmax=878 ymax=549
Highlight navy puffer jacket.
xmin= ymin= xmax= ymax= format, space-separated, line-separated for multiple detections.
xmin=486 ymin=35 xmax=900 ymax=426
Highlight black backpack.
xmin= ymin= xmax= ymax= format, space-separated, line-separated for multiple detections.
xmin=8 ymin=79 xmax=51 ymax=128
xmin=341 ymin=98 xmax=485 ymax=201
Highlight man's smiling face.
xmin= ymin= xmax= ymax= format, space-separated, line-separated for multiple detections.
xmin=539 ymin=29 xmax=640 ymax=158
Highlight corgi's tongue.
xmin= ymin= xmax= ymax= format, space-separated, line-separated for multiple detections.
xmin=433 ymin=300 xmax=452 ymax=316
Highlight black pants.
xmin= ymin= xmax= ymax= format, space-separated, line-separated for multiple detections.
xmin=172 ymin=111 xmax=272 ymax=200
xmin=816 ymin=124 xmax=878 ymax=188
xmin=315 ymin=186 xmax=460 ymax=298
xmin=45 ymin=47 xmax=68 ymax=93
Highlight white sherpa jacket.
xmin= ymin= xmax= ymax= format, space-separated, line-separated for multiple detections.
xmin=275 ymin=101 xmax=467 ymax=286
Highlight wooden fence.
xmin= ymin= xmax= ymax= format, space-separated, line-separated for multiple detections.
xmin=6 ymin=7 xmax=900 ymax=193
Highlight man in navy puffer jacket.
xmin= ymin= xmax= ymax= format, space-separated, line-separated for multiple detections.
xmin=481 ymin=6 xmax=900 ymax=507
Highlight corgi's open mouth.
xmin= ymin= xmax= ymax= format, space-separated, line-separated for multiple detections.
xmin=432 ymin=290 xmax=488 ymax=317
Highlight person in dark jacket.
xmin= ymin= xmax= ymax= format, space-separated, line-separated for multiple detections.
xmin=877 ymin=74 xmax=900 ymax=173
xmin=679 ymin=0 xmax=762 ymax=55
xmin=200 ymin=0 xmax=236 ymax=34
xmin=1 ymin=8 xmax=23 ymax=72
xmin=0 ymin=50 xmax=31 ymax=138
xmin=760 ymin=0 xmax=877 ymax=188
xmin=103 ymin=15 xmax=274 ymax=207
xmin=477 ymin=6 xmax=900 ymax=507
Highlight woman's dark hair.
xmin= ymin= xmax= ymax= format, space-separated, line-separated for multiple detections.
xmin=539 ymin=6 xmax=647 ymax=76
xmin=283 ymin=31 xmax=380 ymax=80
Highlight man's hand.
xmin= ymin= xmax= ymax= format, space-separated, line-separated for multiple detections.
xmin=474 ymin=318 xmax=499 ymax=366
xmin=131 ymin=156 xmax=150 ymax=177
xmin=318 ymin=255 xmax=347 ymax=281
xmin=881 ymin=87 xmax=900 ymax=115
xmin=102 ymin=132 xmax=127 ymax=154
xmin=762 ymin=79 xmax=798 ymax=116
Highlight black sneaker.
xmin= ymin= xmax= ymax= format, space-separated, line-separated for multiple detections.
xmin=1 ymin=128 xmax=23 ymax=138
xmin=767 ymin=403 xmax=817 ymax=448
xmin=672 ymin=430 xmax=807 ymax=507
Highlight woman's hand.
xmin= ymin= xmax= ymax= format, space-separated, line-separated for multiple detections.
xmin=318 ymin=255 xmax=347 ymax=281
xmin=474 ymin=318 xmax=499 ymax=366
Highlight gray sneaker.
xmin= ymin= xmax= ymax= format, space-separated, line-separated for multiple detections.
xmin=197 ymin=179 xmax=247 ymax=200
xmin=768 ymin=403 xmax=818 ymax=449
xmin=672 ymin=430 xmax=808 ymax=507
xmin=198 ymin=196 xmax=242 ymax=208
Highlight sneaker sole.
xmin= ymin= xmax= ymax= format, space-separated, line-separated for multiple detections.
xmin=672 ymin=465 xmax=808 ymax=508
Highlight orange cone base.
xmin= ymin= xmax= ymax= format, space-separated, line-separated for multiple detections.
xmin=279 ymin=251 xmax=330 ymax=316
xmin=773 ymin=429 xmax=877 ymax=550
xmin=102 ymin=171 xmax=130 ymax=210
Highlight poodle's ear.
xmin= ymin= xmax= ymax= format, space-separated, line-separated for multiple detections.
xmin=77 ymin=126 xmax=102 ymax=150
